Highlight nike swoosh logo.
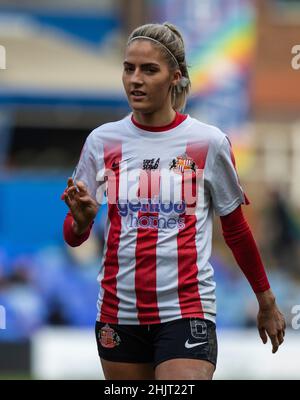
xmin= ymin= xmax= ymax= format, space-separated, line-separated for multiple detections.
xmin=185 ymin=340 xmax=208 ymax=349
xmin=112 ymin=158 xmax=133 ymax=169
xmin=111 ymin=160 xmax=121 ymax=169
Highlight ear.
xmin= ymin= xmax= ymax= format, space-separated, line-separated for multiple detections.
xmin=171 ymin=69 xmax=182 ymax=87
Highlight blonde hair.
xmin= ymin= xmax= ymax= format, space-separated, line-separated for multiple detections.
xmin=127 ymin=22 xmax=191 ymax=112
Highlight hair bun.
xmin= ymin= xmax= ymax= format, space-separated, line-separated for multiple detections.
xmin=163 ymin=22 xmax=185 ymax=44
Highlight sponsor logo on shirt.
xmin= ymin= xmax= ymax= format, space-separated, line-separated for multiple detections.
xmin=117 ymin=200 xmax=186 ymax=230
xmin=129 ymin=213 xmax=185 ymax=230
xmin=95 ymin=156 xmax=204 ymax=217
xmin=143 ymin=158 xmax=160 ymax=170
xmin=169 ymin=153 xmax=197 ymax=174
xmin=117 ymin=200 xmax=186 ymax=216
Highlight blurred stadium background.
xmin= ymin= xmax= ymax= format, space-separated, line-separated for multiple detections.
xmin=0 ymin=0 xmax=300 ymax=380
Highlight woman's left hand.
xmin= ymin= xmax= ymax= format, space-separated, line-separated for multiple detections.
xmin=257 ymin=293 xmax=286 ymax=353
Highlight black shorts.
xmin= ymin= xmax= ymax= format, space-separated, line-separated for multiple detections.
xmin=95 ymin=317 xmax=217 ymax=369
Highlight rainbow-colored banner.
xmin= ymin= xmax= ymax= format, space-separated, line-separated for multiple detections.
xmin=189 ymin=15 xmax=256 ymax=95
xmin=151 ymin=0 xmax=256 ymax=172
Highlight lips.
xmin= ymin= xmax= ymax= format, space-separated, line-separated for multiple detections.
xmin=130 ymin=90 xmax=146 ymax=97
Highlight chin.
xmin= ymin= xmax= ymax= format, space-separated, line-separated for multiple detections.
xmin=131 ymin=103 xmax=153 ymax=114
xmin=130 ymin=100 xmax=160 ymax=113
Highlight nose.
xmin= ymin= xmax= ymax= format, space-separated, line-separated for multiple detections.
xmin=130 ymin=68 xmax=143 ymax=86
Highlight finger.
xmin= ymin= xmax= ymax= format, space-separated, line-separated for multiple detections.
xmin=270 ymin=334 xmax=279 ymax=354
xmin=67 ymin=177 xmax=74 ymax=188
xmin=66 ymin=187 xmax=77 ymax=202
xmin=277 ymin=331 xmax=284 ymax=345
xmin=62 ymin=176 xmax=73 ymax=199
xmin=66 ymin=186 xmax=78 ymax=195
xmin=77 ymin=195 xmax=97 ymax=205
xmin=63 ymin=178 xmax=76 ymax=201
xmin=259 ymin=328 xmax=268 ymax=344
xmin=76 ymin=181 xmax=87 ymax=194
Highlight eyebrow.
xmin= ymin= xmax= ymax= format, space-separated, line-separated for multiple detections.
xmin=123 ymin=61 xmax=160 ymax=68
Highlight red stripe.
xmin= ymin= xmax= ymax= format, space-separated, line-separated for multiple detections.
xmin=135 ymin=170 xmax=160 ymax=324
xmin=131 ymin=111 xmax=187 ymax=132
xmin=186 ymin=141 xmax=208 ymax=170
xmin=100 ymin=141 xmax=122 ymax=324
xmin=177 ymin=179 xmax=204 ymax=318
xmin=176 ymin=142 xmax=208 ymax=318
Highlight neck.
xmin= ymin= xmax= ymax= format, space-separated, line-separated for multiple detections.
xmin=132 ymin=107 xmax=176 ymax=127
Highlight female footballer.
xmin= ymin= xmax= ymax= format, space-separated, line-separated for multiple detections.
xmin=61 ymin=23 xmax=286 ymax=380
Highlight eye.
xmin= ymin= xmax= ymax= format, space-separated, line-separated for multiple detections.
xmin=144 ymin=67 xmax=159 ymax=74
xmin=124 ymin=65 xmax=134 ymax=73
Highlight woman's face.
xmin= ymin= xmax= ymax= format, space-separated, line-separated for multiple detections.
xmin=122 ymin=40 xmax=181 ymax=114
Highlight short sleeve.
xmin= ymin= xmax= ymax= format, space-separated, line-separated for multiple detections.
xmin=72 ymin=133 xmax=105 ymax=203
xmin=208 ymin=136 xmax=250 ymax=216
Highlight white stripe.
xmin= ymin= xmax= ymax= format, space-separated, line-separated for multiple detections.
xmin=156 ymin=226 xmax=181 ymax=321
xmin=194 ymin=172 xmax=216 ymax=323
xmin=115 ymin=151 xmax=140 ymax=323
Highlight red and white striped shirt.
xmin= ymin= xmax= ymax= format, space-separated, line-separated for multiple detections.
xmin=67 ymin=112 xmax=250 ymax=325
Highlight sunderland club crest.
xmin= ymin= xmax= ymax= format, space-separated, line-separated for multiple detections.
xmin=99 ymin=324 xmax=121 ymax=348
xmin=169 ymin=153 xmax=197 ymax=174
